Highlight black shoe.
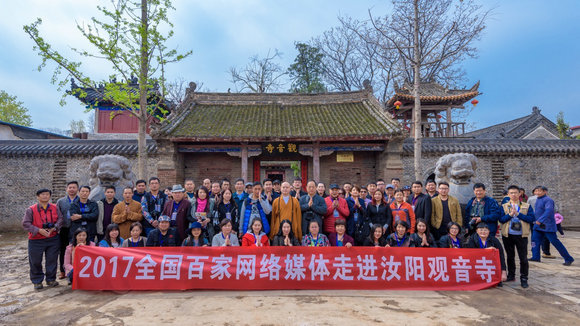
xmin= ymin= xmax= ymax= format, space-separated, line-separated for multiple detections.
xmin=563 ymin=261 xmax=573 ymax=266
xmin=528 ymin=258 xmax=541 ymax=262
xmin=506 ymin=276 xmax=515 ymax=282
xmin=497 ymin=282 xmax=503 ymax=287
xmin=521 ymin=280 xmax=529 ymax=288
xmin=46 ymin=281 xmax=59 ymax=287
xmin=33 ymin=283 xmax=43 ymax=290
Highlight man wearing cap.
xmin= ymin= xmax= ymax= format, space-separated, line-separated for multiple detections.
xmin=161 ymin=185 xmax=192 ymax=243
xmin=324 ymin=184 xmax=350 ymax=235
xmin=530 ymin=186 xmax=574 ymax=266
xmin=385 ymin=184 xmax=395 ymax=205
xmin=22 ymin=189 xmax=64 ymax=290
xmin=272 ymin=179 xmax=282 ymax=196
xmin=146 ymin=215 xmax=178 ymax=247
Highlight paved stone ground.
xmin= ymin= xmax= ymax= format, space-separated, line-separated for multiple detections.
xmin=0 ymin=231 xmax=578 ymax=326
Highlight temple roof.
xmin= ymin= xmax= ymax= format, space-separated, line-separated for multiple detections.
xmin=463 ymin=106 xmax=559 ymax=139
xmin=0 ymin=139 xmax=157 ymax=156
xmin=69 ymin=78 xmax=173 ymax=110
xmin=386 ymin=81 xmax=480 ymax=109
xmin=153 ymin=89 xmax=402 ymax=141
xmin=402 ymin=138 xmax=580 ymax=155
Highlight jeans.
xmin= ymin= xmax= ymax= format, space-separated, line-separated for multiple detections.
xmin=531 ymin=230 xmax=574 ymax=262
xmin=502 ymin=234 xmax=528 ymax=281
xmin=28 ymin=236 xmax=60 ymax=284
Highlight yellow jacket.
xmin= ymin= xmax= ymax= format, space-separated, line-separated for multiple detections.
xmin=431 ymin=195 xmax=463 ymax=229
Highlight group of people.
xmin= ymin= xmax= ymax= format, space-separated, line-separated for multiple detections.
xmin=23 ymin=175 xmax=573 ymax=290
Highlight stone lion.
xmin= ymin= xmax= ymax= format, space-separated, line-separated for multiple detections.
xmin=88 ymin=155 xmax=136 ymax=201
xmin=434 ymin=153 xmax=478 ymax=205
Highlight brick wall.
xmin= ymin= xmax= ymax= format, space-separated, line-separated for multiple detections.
xmin=0 ymin=154 xmax=159 ymax=231
xmin=319 ymin=152 xmax=377 ymax=187
xmin=183 ymin=153 xmax=242 ymax=185
xmin=402 ymin=153 xmax=580 ymax=229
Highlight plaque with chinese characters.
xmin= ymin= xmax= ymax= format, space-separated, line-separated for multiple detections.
xmin=262 ymin=142 xmax=300 ymax=157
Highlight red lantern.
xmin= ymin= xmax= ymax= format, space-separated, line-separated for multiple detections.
xmin=394 ymin=100 xmax=402 ymax=109
xmin=471 ymin=99 xmax=479 ymax=107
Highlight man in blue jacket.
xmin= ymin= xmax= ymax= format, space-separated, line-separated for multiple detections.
xmin=465 ymin=183 xmax=500 ymax=236
xmin=530 ymin=186 xmax=574 ymax=265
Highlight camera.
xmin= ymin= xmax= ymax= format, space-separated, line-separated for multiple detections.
xmin=468 ymin=219 xmax=478 ymax=229
xmin=42 ymin=222 xmax=55 ymax=229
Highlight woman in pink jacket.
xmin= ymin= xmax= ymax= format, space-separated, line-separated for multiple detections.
xmin=64 ymin=228 xmax=95 ymax=285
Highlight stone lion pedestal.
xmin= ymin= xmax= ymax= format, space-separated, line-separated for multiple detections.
xmin=88 ymin=154 xmax=136 ymax=202
xmin=434 ymin=153 xmax=478 ymax=206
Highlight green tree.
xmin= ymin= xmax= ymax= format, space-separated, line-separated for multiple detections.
xmin=556 ymin=111 xmax=571 ymax=139
xmin=0 ymin=90 xmax=33 ymax=126
xmin=23 ymin=0 xmax=191 ymax=178
xmin=287 ymin=42 xmax=326 ymax=93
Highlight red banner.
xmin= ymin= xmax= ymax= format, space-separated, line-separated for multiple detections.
xmin=73 ymin=246 xmax=500 ymax=291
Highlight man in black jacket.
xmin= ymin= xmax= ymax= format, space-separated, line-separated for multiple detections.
xmin=408 ymin=181 xmax=432 ymax=226
xmin=69 ymin=185 xmax=99 ymax=242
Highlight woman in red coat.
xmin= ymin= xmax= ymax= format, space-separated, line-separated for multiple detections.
xmin=242 ymin=217 xmax=270 ymax=247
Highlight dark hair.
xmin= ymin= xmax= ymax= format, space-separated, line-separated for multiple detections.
xmin=211 ymin=181 xmax=221 ymax=187
xmin=539 ymin=185 xmax=548 ymax=191
xmin=473 ymin=183 xmax=486 ymax=190
xmin=184 ymin=178 xmax=195 ymax=184
xmin=196 ymin=186 xmax=209 ymax=198
xmin=249 ymin=217 xmax=263 ymax=233
xmin=371 ymin=189 xmax=387 ymax=206
xmin=165 ymin=186 xmax=173 ymax=192
xmin=104 ymin=185 xmax=116 ymax=192
xmin=394 ymin=189 xmax=404 ymax=195
xmin=361 ymin=186 xmax=368 ymax=191
xmin=335 ymin=218 xmax=347 ymax=227
xmin=438 ymin=181 xmax=450 ymax=188
xmin=235 ymin=178 xmax=245 ymax=184
xmin=103 ymin=223 xmax=121 ymax=246
xmin=367 ymin=181 xmax=377 ymax=186
xmin=426 ymin=180 xmax=436 ymax=186
xmin=149 ymin=177 xmax=160 ymax=183
xmin=293 ymin=177 xmax=302 ymax=182
xmin=219 ymin=218 xmax=233 ymax=229
xmin=220 ymin=188 xmax=236 ymax=207
xmin=221 ymin=178 xmax=230 ymax=186
xmin=66 ymin=181 xmax=79 ymax=187
xmin=394 ymin=220 xmax=410 ymax=232
xmin=123 ymin=186 xmax=134 ymax=193
xmin=343 ymin=182 xmax=352 ymax=186
xmin=308 ymin=219 xmax=321 ymax=230
xmin=36 ymin=188 xmax=51 ymax=196
xmin=130 ymin=222 xmax=143 ymax=232
xmin=376 ymin=179 xmax=385 ymax=183
xmin=391 ymin=178 xmax=400 ymax=182
xmin=80 ymin=185 xmax=91 ymax=192
xmin=135 ymin=179 xmax=147 ymax=186
xmin=263 ymin=178 xmax=272 ymax=184
xmin=351 ymin=185 xmax=361 ymax=193
xmin=507 ymin=185 xmax=520 ymax=192
xmin=369 ymin=224 xmax=384 ymax=242
xmin=72 ymin=228 xmax=88 ymax=247
xmin=276 ymin=219 xmax=297 ymax=239
xmin=447 ymin=222 xmax=462 ymax=233
xmin=415 ymin=218 xmax=430 ymax=235
xmin=412 ymin=181 xmax=423 ymax=187
xmin=252 ymin=181 xmax=263 ymax=187
xmin=307 ymin=180 xmax=317 ymax=187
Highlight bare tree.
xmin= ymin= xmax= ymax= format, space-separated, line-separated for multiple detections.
xmin=229 ymin=49 xmax=286 ymax=93
xmin=367 ymin=0 xmax=489 ymax=179
xmin=166 ymin=77 xmax=205 ymax=105
xmin=311 ymin=16 xmax=400 ymax=103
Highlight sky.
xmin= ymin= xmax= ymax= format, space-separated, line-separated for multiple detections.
xmin=0 ymin=0 xmax=579 ymax=131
